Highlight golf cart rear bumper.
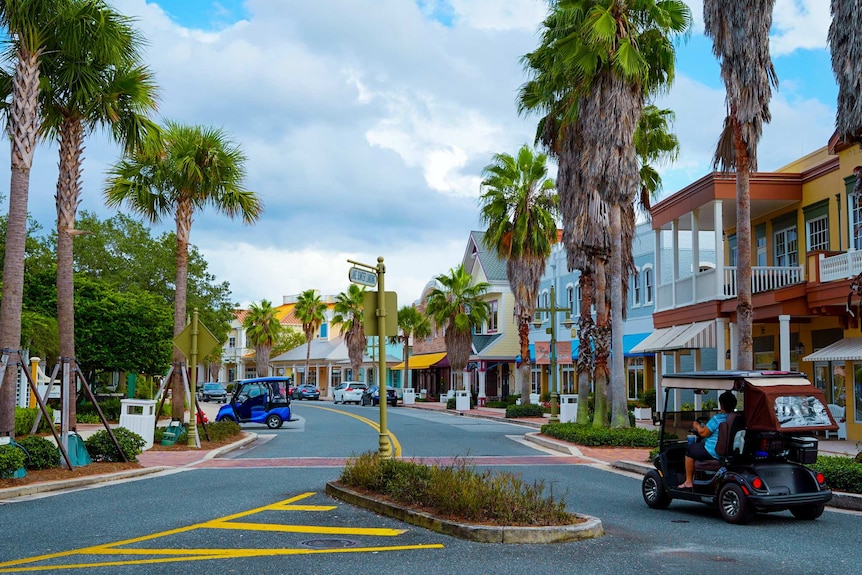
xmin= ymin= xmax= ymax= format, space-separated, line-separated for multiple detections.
xmin=748 ymin=490 xmax=832 ymax=510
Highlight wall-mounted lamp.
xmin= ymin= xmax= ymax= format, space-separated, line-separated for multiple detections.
xmin=725 ymin=349 xmax=731 ymax=360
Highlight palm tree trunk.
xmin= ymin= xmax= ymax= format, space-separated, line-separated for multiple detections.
xmin=609 ymin=205 xmax=629 ymax=427
xmin=56 ymin=118 xmax=85 ymax=429
xmin=519 ymin=317 xmax=531 ymax=402
xmin=171 ymin=200 xmax=193 ymax=420
xmin=304 ymin=340 xmax=312 ymax=385
xmin=0 ymin=48 xmax=41 ymax=435
xmin=735 ymin=121 xmax=754 ymax=370
xmin=593 ymin=260 xmax=610 ymax=428
xmin=576 ymin=273 xmax=594 ymax=424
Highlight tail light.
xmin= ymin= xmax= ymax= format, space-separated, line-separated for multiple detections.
xmin=816 ymin=472 xmax=826 ymax=485
xmin=751 ymin=476 xmax=764 ymax=490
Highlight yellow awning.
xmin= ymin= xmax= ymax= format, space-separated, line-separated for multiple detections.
xmin=393 ymin=352 xmax=447 ymax=370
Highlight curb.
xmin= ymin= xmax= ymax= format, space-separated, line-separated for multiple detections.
xmin=325 ymin=481 xmax=604 ymax=544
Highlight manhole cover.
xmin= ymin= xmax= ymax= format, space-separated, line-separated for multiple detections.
xmin=670 ymin=519 xmax=690 ymax=523
xmin=299 ymin=538 xmax=357 ymax=549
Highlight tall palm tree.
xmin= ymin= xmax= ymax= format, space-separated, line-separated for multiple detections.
xmin=105 ymin=122 xmax=261 ymax=420
xmin=830 ymin=0 xmax=862 ymax=145
xmin=424 ymin=266 xmax=490 ymax=391
xmin=243 ymin=299 xmax=282 ymax=378
xmin=294 ymin=289 xmax=327 ymax=385
xmin=704 ymin=0 xmax=777 ymax=370
xmin=40 ymin=0 xmax=159 ymax=427
xmin=331 ymin=284 xmax=366 ymax=382
xmin=478 ymin=144 xmax=557 ymax=404
xmin=0 ymin=0 xmax=75 ymax=436
xmin=389 ymin=305 xmax=431 ymax=391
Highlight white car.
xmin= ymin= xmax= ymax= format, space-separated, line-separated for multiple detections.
xmin=333 ymin=382 xmax=368 ymax=404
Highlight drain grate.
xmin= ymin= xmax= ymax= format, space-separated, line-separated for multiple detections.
xmin=299 ymin=538 xmax=358 ymax=549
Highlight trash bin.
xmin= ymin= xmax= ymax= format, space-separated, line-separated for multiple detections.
xmin=402 ymin=388 xmax=416 ymax=405
xmin=559 ymin=394 xmax=578 ymax=423
xmin=119 ymin=399 xmax=157 ymax=449
xmin=477 ymin=396 xmax=486 ymax=407
xmin=455 ymin=390 xmax=470 ymax=411
xmin=419 ymin=389 xmax=427 ymax=400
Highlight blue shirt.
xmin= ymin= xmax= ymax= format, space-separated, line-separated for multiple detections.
xmin=704 ymin=413 xmax=728 ymax=458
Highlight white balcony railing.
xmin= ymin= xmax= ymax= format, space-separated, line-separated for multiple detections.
xmin=819 ymin=251 xmax=862 ymax=282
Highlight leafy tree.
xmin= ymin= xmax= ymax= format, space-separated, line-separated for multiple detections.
xmin=294 ymin=289 xmax=327 ymax=385
xmin=388 ymin=305 xmax=431 ymax=390
xmin=479 ymin=144 xmax=557 ymax=403
xmin=273 ymin=327 xmax=305 ymax=358
xmin=105 ymin=122 xmax=261 ymax=419
xmin=331 ymin=284 xmax=367 ymax=382
xmin=242 ymin=299 xmax=282 ymax=377
xmin=424 ymin=266 xmax=490 ymax=391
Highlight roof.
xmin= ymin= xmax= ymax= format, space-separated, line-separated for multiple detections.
xmin=271 ymin=337 xmax=348 ymax=363
xmin=466 ymin=231 xmax=508 ymax=282
xmin=802 ymin=337 xmax=862 ymax=362
xmin=472 ymin=334 xmax=502 ymax=354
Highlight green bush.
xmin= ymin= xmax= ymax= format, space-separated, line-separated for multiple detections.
xmin=446 ymin=398 xmax=455 ymax=410
xmin=809 ymin=455 xmax=862 ymax=494
xmin=204 ymin=420 xmax=241 ymax=441
xmin=84 ymin=428 xmax=146 ymax=462
xmin=340 ymin=452 xmax=573 ymax=526
xmin=541 ymin=422 xmax=661 ymax=448
xmin=637 ymin=388 xmax=656 ymax=411
xmin=14 ymin=406 xmax=55 ymax=436
xmin=485 ymin=400 xmax=509 ymax=409
xmin=505 ymin=403 xmax=545 ymax=418
xmin=16 ymin=436 xmax=59 ymax=470
xmin=77 ymin=398 xmax=122 ymax=421
xmin=0 ymin=444 xmax=26 ymax=478
xmin=75 ymin=413 xmax=100 ymax=424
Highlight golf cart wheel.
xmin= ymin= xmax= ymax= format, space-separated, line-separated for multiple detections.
xmin=266 ymin=414 xmax=283 ymax=429
xmin=642 ymin=470 xmax=671 ymax=509
xmin=790 ymin=503 xmax=825 ymax=520
xmin=718 ymin=483 xmax=754 ymax=524
xmin=216 ymin=415 xmax=235 ymax=423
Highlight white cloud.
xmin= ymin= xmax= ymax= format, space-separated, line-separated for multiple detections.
xmin=771 ymin=0 xmax=830 ymax=56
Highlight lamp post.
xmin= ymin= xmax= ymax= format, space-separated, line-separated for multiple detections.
xmin=533 ymin=284 xmax=575 ymax=424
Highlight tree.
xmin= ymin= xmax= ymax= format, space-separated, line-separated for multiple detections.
xmin=0 ymin=0 xmax=75 ymax=436
xmin=273 ymin=327 xmax=305 ymax=359
xmin=389 ymin=305 xmax=431 ymax=391
xmin=294 ymin=289 xmax=327 ymax=386
xmin=829 ymin=0 xmax=862 ymax=145
xmin=704 ymin=0 xmax=777 ymax=370
xmin=331 ymin=284 xmax=367 ymax=382
xmin=478 ymin=144 xmax=557 ymax=404
xmin=242 ymin=299 xmax=282 ymax=378
xmin=40 ymin=0 xmax=159 ymax=426
xmin=105 ymin=122 xmax=261 ymax=419
xmin=424 ymin=266 xmax=490 ymax=391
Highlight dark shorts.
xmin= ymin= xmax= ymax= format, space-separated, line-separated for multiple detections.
xmin=686 ymin=442 xmax=714 ymax=461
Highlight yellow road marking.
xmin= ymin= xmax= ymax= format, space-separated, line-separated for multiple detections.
xmin=0 ymin=492 xmax=439 ymax=572
xmin=301 ymin=404 xmax=402 ymax=456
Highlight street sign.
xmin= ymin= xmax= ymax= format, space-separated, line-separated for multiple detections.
xmin=174 ymin=320 xmax=220 ymax=359
xmin=363 ymin=291 xmax=398 ymax=336
xmin=349 ymin=266 xmax=377 ymax=287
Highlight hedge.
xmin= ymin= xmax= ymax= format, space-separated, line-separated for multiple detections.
xmin=541 ymin=422 xmax=661 ymax=448
xmin=505 ymin=403 xmax=545 ymax=418
xmin=809 ymin=455 xmax=862 ymax=494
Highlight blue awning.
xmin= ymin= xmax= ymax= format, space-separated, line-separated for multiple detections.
xmin=624 ymin=333 xmax=652 ymax=357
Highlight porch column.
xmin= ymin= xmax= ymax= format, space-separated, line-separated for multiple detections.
xmin=692 ymin=209 xmax=700 ymax=303
xmin=672 ymin=219 xmax=680 ymax=307
xmin=714 ymin=200 xmax=725 ymax=296
xmin=478 ymin=364 xmax=487 ymax=405
xmin=779 ymin=315 xmax=791 ymax=371
xmin=728 ymin=322 xmax=738 ymax=370
xmin=715 ymin=318 xmax=729 ymax=371
xmin=655 ymin=352 xmax=664 ymax=415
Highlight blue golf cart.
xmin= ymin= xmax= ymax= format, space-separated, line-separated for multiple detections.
xmin=215 ymin=376 xmax=292 ymax=429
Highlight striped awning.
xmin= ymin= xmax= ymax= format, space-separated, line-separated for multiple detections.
xmin=630 ymin=321 xmax=716 ymax=353
xmin=803 ymin=338 xmax=862 ymax=362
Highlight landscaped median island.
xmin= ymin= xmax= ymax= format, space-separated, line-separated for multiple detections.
xmin=326 ymin=452 xmax=603 ymax=544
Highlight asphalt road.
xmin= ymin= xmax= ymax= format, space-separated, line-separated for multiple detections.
xmin=1 ymin=402 xmax=859 ymax=575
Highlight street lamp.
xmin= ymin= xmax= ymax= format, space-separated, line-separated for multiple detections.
xmin=533 ymin=284 xmax=575 ymax=424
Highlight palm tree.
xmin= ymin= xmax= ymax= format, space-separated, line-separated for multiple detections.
xmin=389 ymin=305 xmax=431 ymax=391
xmin=331 ymin=284 xmax=367 ymax=383
xmin=0 ymin=0 xmax=75 ymax=436
xmin=243 ymin=299 xmax=283 ymax=378
xmin=424 ymin=266 xmax=490 ymax=391
xmin=105 ymin=122 xmax=261 ymax=420
xmin=478 ymin=144 xmax=557 ymax=404
xmin=40 ymin=0 xmax=159 ymax=427
xmin=830 ymin=0 xmax=862 ymax=145
xmin=704 ymin=0 xmax=777 ymax=370
xmin=294 ymin=289 xmax=327 ymax=386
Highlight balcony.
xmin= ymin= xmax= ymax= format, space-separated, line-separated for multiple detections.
xmin=819 ymin=251 xmax=862 ymax=283
xmin=656 ymin=265 xmax=805 ymax=311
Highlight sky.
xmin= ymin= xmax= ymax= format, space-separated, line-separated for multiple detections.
xmin=4 ymin=0 xmax=838 ymax=309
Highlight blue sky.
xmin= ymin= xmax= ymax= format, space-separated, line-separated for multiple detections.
xmin=4 ymin=1 xmax=841 ymax=307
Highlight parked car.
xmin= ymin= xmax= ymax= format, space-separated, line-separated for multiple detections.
xmin=332 ymin=382 xmax=367 ymax=404
xmin=642 ymin=370 xmax=837 ymax=524
xmin=215 ymin=376 xmax=292 ymax=429
xmin=197 ymin=382 xmax=227 ymax=403
xmin=360 ymin=385 xmax=398 ymax=407
xmin=292 ymin=384 xmax=321 ymax=400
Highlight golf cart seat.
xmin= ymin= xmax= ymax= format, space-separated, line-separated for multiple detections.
xmin=695 ymin=412 xmax=745 ymax=472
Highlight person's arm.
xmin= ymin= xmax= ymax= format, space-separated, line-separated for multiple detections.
xmin=695 ymin=415 xmax=720 ymax=438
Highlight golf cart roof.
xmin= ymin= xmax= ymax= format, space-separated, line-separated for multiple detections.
xmin=660 ymin=371 xmax=810 ymax=390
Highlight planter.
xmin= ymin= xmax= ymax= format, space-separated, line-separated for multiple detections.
xmin=633 ymin=407 xmax=652 ymax=420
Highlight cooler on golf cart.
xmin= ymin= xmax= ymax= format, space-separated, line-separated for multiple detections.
xmin=641 ymin=371 xmax=838 ymax=524
xmin=215 ymin=376 xmax=291 ymax=429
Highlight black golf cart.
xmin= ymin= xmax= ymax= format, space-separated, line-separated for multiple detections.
xmin=641 ymin=371 xmax=838 ymax=524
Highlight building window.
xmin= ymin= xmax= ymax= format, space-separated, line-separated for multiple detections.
xmin=542 ymin=291 xmax=549 ymax=320
xmin=566 ymin=285 xmax=574 ymax=315
xmin=575 ymin=282 xmax=582 ymax=316
xmin=488 ymin=300 xmax=498 ymax=333
xmin=319 ymin=323 xmax=328 ymax=339
xmin=228 ymin=336 xmax=236 ymax=348
xmin=807 ymin=215 xmax=828 ymax=252
xmin=627 ymin=357 xmax=645 ymax=400
xmin=632 ymin=270 xmax=641 ymax=307
xmin=643 ymin=266 xmax=653 ymax=304
xmin=852 ymin=193 xmax=862 ymax=250
xmin=774 ymin=226 xmax=798 ymax=267
xmin=757 ymin=234 xmax=767 ymax=266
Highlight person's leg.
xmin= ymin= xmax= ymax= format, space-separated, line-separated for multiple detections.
xmin=679 ymin=455 xmax=695 ymax=489
xmin=679 ymin=443 xmax=709 ymax=488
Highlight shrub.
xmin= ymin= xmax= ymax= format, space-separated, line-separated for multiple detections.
xmin=505 ymin=403 xmax=545 ymax=418
xmin=0 ymin=444 xmax=26 ymax=478
xmin=637 ymin=388 xmax=656 ymax=411
xmin=16 ymin=435 xmax=60 ymax=470
xmin=77 ymin=398 xmax=122 ymax=421
xmin=485 ymin=401 xmax=509 ymax=409
xmin=540 ymin=422 xmax=661 ymax=448
xmin=14 ymin=407 xmax=54 ymax=436
xmin=446 ymin=398 xmax=455 ymax=410
xmin=340 ymin=452 xmax=573 ymax=526
xmin=75 ymin=413 xmax=100 ymax=424
xmin=204 ymin=420 xmax=241 ymax=442
xmin=809 ymin=455 xmax=862 ymax=494
xmin=84 ymin=428 xmax=146 ymax=462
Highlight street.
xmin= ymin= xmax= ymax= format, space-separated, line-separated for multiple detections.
xmin=1 ymin=402 xmax=858 ymax=575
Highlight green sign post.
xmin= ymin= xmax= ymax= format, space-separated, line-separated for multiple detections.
xmin=174 ymin=309 xmax=220 ymax=447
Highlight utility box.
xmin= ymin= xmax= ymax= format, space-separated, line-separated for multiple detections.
xmin=530 ymin=393 xmax=540 ymax=405
xmin=455 ymin=389 xmax=470 ymax=411
xmin=119 ymin=399 xmax=157 ymax=449
xmin=559 ymin=394 xmax=578 ymax=423
xmin=402 ymin=388 xmax=416 ymax=405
